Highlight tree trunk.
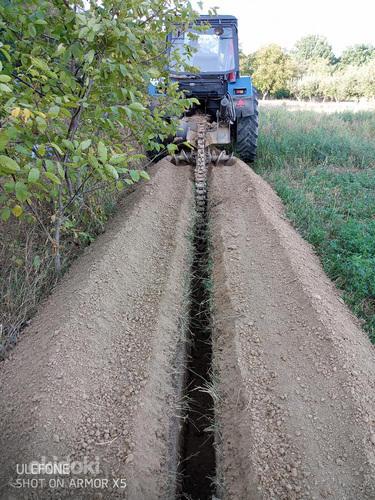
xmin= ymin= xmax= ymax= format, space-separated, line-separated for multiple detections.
xmin=54 ymin=215 xmax=62 ymax=274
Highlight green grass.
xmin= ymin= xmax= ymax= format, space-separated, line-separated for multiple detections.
xmin=254 ymin=105 xmax=375 ymax=341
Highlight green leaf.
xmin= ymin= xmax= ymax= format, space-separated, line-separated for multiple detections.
xmin=104 ymin=164 xmax=119 ymax=180
xmin=8 ymin=127 xmax=18 ymax=140
xmin=28 ymin=23 xmax=37 ymax=37
xmin=0 ymin=155 xmax=20 ymax=173
xmin=81 ymin=139 xmax=91 ymax=150
xmin=139 ymin=171 xmax=150 ymax=180
xmin=0 ymin=130 xmax=9 ymax=151
xmin=32 ymin=57 xmax=49 ymax=71
xmin=109 ymin=153 xmax=127 ymax=165
xmin=88 ymin=153 xmax=99 ymax=169
xmin=53 ymin=43 xmax=66 ymax=58
xmin=62 ymin=139 xmax=74 ymax=151
xmin=0 ymin=49 xmax=11 ymax=63
xmin=35 ymin=116 xmax=47 ymax=132
xmin=128 ymin=102 xmax=146 ymax=112
xmin=79 ymin=27 xmax=89 ymax=39
xmin=12 ymin=205 xmax=22 ymax=217
xmin=59 ymin=107 xmax=72 ymax=118
xmin=98 ymin=141 xmax=107 ymax=163
xmin=167 ymin=143 xmax=177 ymax=154
xmin=28 ymin=168 xmax=40 ymax=183
xmin=49 ymin=142 xmax=63 ymax=155
xmin=130 ymin=170 xmax=140 ymax=182
xmin=42 ymin=171 xmax=61 ymax=185
xmin=0 ymin=75 xmax=11 ymax=83
xmin=0 ymin=83 xmax=12 ymax=93
xmin=147 ymin=68 xmax=160 ymax=78
xmin=86 ymin=49 xmax=95 ymax=64
xmin=38 ymin=145 xmax=46 ymax=156
xmin=45 ymin=160 xmax=54 ymax=172
xmin=4 ymin=181 xmax=15 ymax=193
xmin=2 ymin=208 xmax=10 ymax=221
xmin=48 ymin=106 xmax=60 ymax=118
xmin=120 ymin=64 xmax=129 ymax=77
xmin=15 ymin=182 xmax=28 ymax=202
xmin=56 ymin=162 xmax=64 ymax=178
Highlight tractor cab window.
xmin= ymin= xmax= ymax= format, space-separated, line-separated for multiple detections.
xmin=170 ymin=27 xmax=235 ymax=74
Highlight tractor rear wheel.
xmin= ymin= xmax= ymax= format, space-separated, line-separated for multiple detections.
xmin=236 ymin=86 xmax=258 ymax=163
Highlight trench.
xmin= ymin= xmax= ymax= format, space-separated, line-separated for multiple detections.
xmin=177 ymin=188 xmax=217 ymax=499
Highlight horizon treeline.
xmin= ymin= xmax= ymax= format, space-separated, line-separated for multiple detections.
xmin=240 ymin=35 xmax=375 ymax=101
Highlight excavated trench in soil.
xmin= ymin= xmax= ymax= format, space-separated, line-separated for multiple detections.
xmin=178 ymin=208 xmax=216 ymax=499
xmin=2 ymin=158 xmax=375 ymax=500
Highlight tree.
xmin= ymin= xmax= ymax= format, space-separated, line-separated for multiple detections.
xmin=293 ymin=35 xmax=337 ymax=66
xmin=340 ymin=44 xmax=375 ymax=68
xmin=239 ymin=49 xmax=255 ymax=77
xmin=0 ymin=0 xmax=202 ymax=271
xmin=251 ymin=44 xmax=299 ymax=99
xmin=290 ymin=74 xmax=321 ymax=101
xmin=339 ymin=66 xmax=364 ymax=102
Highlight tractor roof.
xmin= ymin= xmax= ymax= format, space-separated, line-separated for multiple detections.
xmin=195 ymin=14 xmax=238 ymax=28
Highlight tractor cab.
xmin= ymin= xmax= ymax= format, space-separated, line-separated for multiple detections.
xmin=167 ymin=15 xmax=239 ymax=80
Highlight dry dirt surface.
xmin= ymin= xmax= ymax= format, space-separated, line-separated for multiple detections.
xmin=210 ymin=160 xmax=375 ymax=499
xmin=1 ymin=157 xmax=375 ymax=500
xmin=0 ymin=160 xmax=194 ymax=500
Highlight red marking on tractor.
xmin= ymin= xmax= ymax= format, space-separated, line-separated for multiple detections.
xmin=237 ymin=99 xmax=245 ymax=106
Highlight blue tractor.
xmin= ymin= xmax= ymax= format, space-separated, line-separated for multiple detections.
xmin=148 ymin=15 xmax=258 ymax=165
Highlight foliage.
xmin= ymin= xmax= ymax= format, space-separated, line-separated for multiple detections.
xmin=290 ymin=61 xmax=375 ymax=102
xmin=255 ymin=105 xmax=375 ymax=340
xmin=293 ymin=35 xmax=337 ymax=65
xmin=340 ymin=44 xmax=375 ymax=68
xmin=239 ymin=52 xmax=255 ymax=77
xmin=251 ymin=44 xmax=299 ymax=99
xmin=0 ymin=0 xmax=202 ymax=271
xmin=241 ymin=32 xmax=375 ymax=101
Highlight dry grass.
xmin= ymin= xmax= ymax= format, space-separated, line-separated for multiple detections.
xmin=0 ymin=217 xmax=58 ymax=358
xmin=259 ymin=99 xmax=375 ymax=114
xmin=0 ymin=187 xmax=124 ymax=360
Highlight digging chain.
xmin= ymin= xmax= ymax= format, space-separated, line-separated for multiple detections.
xmin=171 ymin=120 xmax=235 ymax=215
xmin=195 ymin=122 xmax=208 ymax=215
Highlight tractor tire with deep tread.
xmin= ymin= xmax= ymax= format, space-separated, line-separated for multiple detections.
xmin=236 ymin=86 xmax=259 ymax=163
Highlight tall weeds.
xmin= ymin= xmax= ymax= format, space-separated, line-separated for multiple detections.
xmin=255 ymin=104 xmax=375 ymax=340
xmin=0 ymin=188 xmax=121 ymax=359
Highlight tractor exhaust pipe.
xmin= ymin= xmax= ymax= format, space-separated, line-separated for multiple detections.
xmin=219 ymin=97 xmax=229 ymax=120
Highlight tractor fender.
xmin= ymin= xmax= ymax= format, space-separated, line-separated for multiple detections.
xmin=232 ymin=95 xmax=255 ymax=118
xmin=228 ymin=76 xmax=255 ymax=118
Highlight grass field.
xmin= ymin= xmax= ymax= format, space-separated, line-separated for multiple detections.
xmin=254 ymin=101 xmax=375 ymax=341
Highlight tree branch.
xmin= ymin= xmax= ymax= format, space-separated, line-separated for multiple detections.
xmin=11 ymin=73 xmax=45 ymax=97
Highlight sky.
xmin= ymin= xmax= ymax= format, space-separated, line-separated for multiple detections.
xmin=193 ymin=0 xmax=375 ymax=56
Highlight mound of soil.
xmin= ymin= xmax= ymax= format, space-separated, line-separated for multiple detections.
xmin=210 ymin=160 xmax=375 ymax=499
xmin=0 ymin=160 xmax=193 ymax=499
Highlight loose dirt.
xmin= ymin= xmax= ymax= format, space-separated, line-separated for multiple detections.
xmin=1 ymin=157 xmax=375 ymax=500
xmin=0 ymin=160 xmax=194 ymax=499
xmin=210 ymin=160 xmax=375 ymax=499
